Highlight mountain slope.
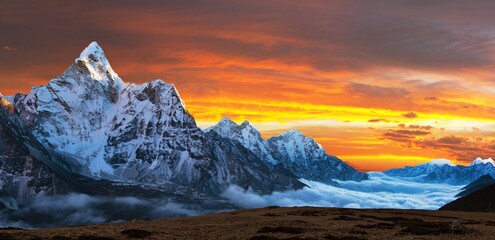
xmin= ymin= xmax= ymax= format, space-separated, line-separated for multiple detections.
xmin=205 ymin=131 xmax=306 ymax=193
xmin=207 ymin=118 xmax=368 ymax=183
xmin=0 ymin=96 xmax=71 ymax=204
xmin=439 ymin=183 xmax=495 ymax=212
xmin=206 ymin=118 xmax=277 ymax=165
xmin=456 ymin=174 xmax=495 ymax=198
xmin=383 ymin=158 xmax=495 ymax=185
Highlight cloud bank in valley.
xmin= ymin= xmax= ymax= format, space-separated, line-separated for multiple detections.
xmin=0 ymin=194 xmax=213 ymax=229
xmin=222 ymin=172 xmax=461 ymax=210
xmin=0 ymin=173 xmax=462 ymax=229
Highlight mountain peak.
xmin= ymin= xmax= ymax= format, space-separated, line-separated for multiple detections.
xmin=220 ymin=116 xmax=236 ymax=123
xmin=240 ymin=120 xmax=257 ymax=130
xmin=207 ymin=117 xmax=264 ymax=142
xmin=420 ymin=158 xmax=455 ymax=167
xmin=208 ymin=117 xmax=258 ymax=134
xmin=278 ymin=129 xmax=306 ymax=139
xmin=470 ymin=157 xmax=495 ymax=167
xmin=78 ymin=41 xmax=105 ymax=61
xmin=73 ymin=41 xmax=123 ymax=86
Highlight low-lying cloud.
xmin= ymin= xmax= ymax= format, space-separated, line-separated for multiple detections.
xmin=0 ymin=173 xmax=462 ymax=229
xmin=0 ymin=194 xmax=214 ymax=229
xmin=221 ymin=172 xmax=461 ymax=210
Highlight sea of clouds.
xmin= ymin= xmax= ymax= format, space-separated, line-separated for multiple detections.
xmin=0 ymin=194 xmax=213 ymax=229
xmin=0 ymin=172 xmax=462 ymax=229
xmin=221 ymin=172 xmax=462 ymax=210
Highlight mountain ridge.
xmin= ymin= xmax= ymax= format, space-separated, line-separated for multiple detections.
xmin=383 ymin=158 xmax=495 ymax=185
xmin=0 ymin=42 xmax=367 ymax=205
xmin=207 ymin=117 xmax=368 ymax=184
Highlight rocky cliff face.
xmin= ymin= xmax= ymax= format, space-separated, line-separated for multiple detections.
xmin=0 ymin=100 xmax=70 ymax=206
xmin=206 ymin=131 xmax=307 ymax=194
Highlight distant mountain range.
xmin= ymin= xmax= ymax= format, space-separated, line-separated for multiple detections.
xmin=0 ymin=42 xmax=367 ymax=206
xmin=383 ymin=158 xmax=495 ymax=185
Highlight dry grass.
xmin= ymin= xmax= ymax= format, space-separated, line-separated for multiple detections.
xmin=1 ymin=207 xmax=495 ymax=240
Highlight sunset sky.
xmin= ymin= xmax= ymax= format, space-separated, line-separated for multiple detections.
xmin=2 ymin=1 xmax=495 ymax=171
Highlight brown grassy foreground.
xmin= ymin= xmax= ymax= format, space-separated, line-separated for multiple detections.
xmin=2 ymin=207 xmax=495 ymax=240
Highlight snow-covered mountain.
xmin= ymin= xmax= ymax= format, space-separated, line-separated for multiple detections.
xmin=205 ymin=130 xmax=306 ymax=193
xmin=469 ymin=157 xmax=495 ymax=167
xmin=207 ymin=118 xmax=368 ymax=183
xmin=383 ymin=158 xmax=495 ymax=185
xmin=0 ymin=42 xmax=366 ymax=202
xmin=9 ymin=42 xmax=213 ymax=188
xmin=207 ymin=118 xmax=277 ymax=165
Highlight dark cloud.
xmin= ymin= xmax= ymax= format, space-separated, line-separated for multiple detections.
xmin=402 ymin=112 xmax=418 ymax=118
xmin=436 ymin=136 xmax=465 ymax=145
xmin=1 ymin=0 xmax=495 ymax=94
xmin=395 ymin=130 xmax=430 ymax=136
xmin=368 ymin=118 xmax=389 ymax=123
xmin=382 ymin=128 xmax=431 ymax=144
xmin=382 ymin=132 xmax=415 ymax=143
xmin=398 ymin=124 xmax=433 ymax=130
xmin=0 ymin=193 xmax=217 ymax=229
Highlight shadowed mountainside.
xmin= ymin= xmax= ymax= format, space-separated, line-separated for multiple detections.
xmin=440 ymin=183 xmax=495 ymax=212
xmin=456 ymin=175 xmax=495 ymax=198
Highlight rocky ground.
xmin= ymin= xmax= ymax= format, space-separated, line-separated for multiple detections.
xmin=1 ymin=206 xmax=495 ymax=240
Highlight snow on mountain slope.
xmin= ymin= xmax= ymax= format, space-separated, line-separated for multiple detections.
xmin=267 ymin=130 xmax=368 ymax=183
xmin=469 ymin=157 xmax=495 ymax=167
xmin=10 ymin=42 xmax=214 ymax=186
xmin=1 ymin=42 xmax=309 ymax=195
xmin=424 ymin=158 xmax=455 ymax=166
xmin=0 ymin=106 xmax=70 ymax=203
xmin=384 ymin=158 xmax=495 ymax=185
xmin=206 ymin=117 xmax=277 ymax=164
xmin=205 ymin=131 xmax=306 ymax=194
xmin=207 ymin=118 xmax=368 ymax=183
